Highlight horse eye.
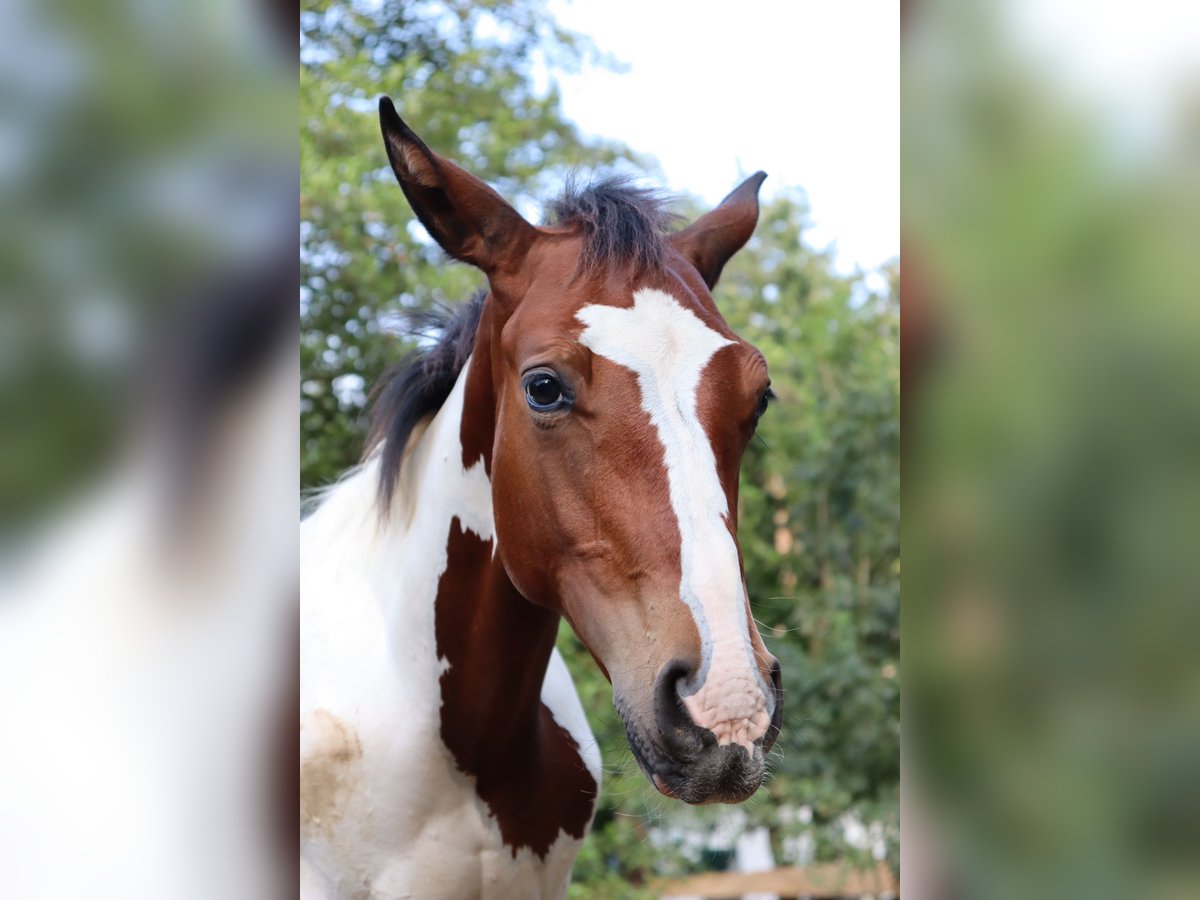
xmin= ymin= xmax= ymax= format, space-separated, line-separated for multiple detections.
xmin=525 ymin=373 xmax=567 ymax=411
xmin=755 ymin=386 xmax=776 ymax=421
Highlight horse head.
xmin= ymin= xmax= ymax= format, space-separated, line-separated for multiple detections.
xmin=379 ymin=97 xmax=782 ymax=805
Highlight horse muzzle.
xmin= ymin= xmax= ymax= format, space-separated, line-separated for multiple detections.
xmin=618 ymin=656 xmax=783 ymax=804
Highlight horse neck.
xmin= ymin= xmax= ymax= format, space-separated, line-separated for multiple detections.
xmin=392 ymin=335 xmax=562 ymax=766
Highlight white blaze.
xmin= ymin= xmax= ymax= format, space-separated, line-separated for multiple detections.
xmin=577 ymin=288 xmax=771 ymax=750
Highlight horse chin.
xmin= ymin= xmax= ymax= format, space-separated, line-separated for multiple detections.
xmin=625 ymin=725 xmax=767 ymax=805
xmin=651 ymin=749 xmax=766 ymax=805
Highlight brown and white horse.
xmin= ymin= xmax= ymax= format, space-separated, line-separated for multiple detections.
xmin=300 ymin=97 xmax=782 ymax=899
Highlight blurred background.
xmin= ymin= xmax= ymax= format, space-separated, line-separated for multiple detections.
xmin=0 ymin=0 xmax=296 ymax=897
xmin=904 ymin=0 xmax=1200 ymax=898
xmin=301 ymin=1 xmax=899 ymax=897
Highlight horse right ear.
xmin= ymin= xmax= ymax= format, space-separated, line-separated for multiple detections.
xmin=669 ymin=171 xmax=766 ymax=289
xmin=379 ymin=97 xmax=537 ymax=277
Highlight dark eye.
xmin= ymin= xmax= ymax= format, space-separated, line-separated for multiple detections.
xmin=755 ymin=386 xmax=776 ymax=421
xmin=524 ymin=371 xmax=571 ymax=412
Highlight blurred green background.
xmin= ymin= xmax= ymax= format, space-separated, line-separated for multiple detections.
xmin=904 ymin=0 xmax=1200 ymax=897
xmin=301 ymin=0 xmax=900 ymax=894
xmin=0 ymin=0 xmax=293 ymax=532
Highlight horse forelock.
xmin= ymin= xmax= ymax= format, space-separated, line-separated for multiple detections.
xmin=545 ymin=176 xmax=680 ymax=277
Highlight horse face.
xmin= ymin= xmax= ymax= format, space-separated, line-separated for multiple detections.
xmin=379 ymin=99 xmax=781 ymax=804
xmin=487 ymin=234 xmax=782 ymax=804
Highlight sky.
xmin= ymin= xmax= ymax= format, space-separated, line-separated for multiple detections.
xmin=1006 ymin=0 xmax=1200 ymax=160
xmin=545 ymin=0 xmax=899 ymax=276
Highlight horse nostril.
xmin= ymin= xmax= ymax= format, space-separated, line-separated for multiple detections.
xmin=653 ymin=658 xmax=705 ymax=758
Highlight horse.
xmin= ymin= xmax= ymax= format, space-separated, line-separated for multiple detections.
xmin=299 ymin=96 xmax=783 ymax=899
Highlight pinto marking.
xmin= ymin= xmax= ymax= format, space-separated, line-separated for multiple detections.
xmin=577 ymin=288 xmax=772 ymax=750
xmin=300 ymin=359 xmax=594 ymax=899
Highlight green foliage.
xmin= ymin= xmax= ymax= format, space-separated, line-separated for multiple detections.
xmin=302 ymin=0 xmax=898 ymax=891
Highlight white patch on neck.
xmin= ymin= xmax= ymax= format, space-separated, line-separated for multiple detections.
xmin=301 ymin=356 xmax=598 ymax=896
xmin=576 ymin=288 xmax=771 ymax=750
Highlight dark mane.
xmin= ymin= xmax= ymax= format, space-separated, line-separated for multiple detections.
xmin=367 ymin=178 xmax=676 ymax=509
xmin=546 ymin=176 xmax=677 ymax=275
xmin=365 ymin=290 xmax=485 ymax=510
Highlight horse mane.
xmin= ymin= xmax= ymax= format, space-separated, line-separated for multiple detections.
xmin=365 ymin=290 xmax=486 ymax=510
xmin=366 ymin=178 xmax=677 ymax=509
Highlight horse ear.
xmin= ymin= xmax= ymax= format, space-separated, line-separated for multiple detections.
xmin=669 ymin=172 xmax=767 ymax=289
xmin=379 ymin=96 xmax=537 ymax=275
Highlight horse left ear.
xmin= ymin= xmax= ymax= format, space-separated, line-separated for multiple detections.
xmin=669 ymin=172 xmax=767 ymax=289
xmin=379 ymin=96 xmax=537 ymax=277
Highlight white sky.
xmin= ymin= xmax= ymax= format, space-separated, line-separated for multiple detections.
xmin=1007 ymin=0 xmax=1200 ymax=160
xmin=546 ymin=0 xmax=899 ymax=275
